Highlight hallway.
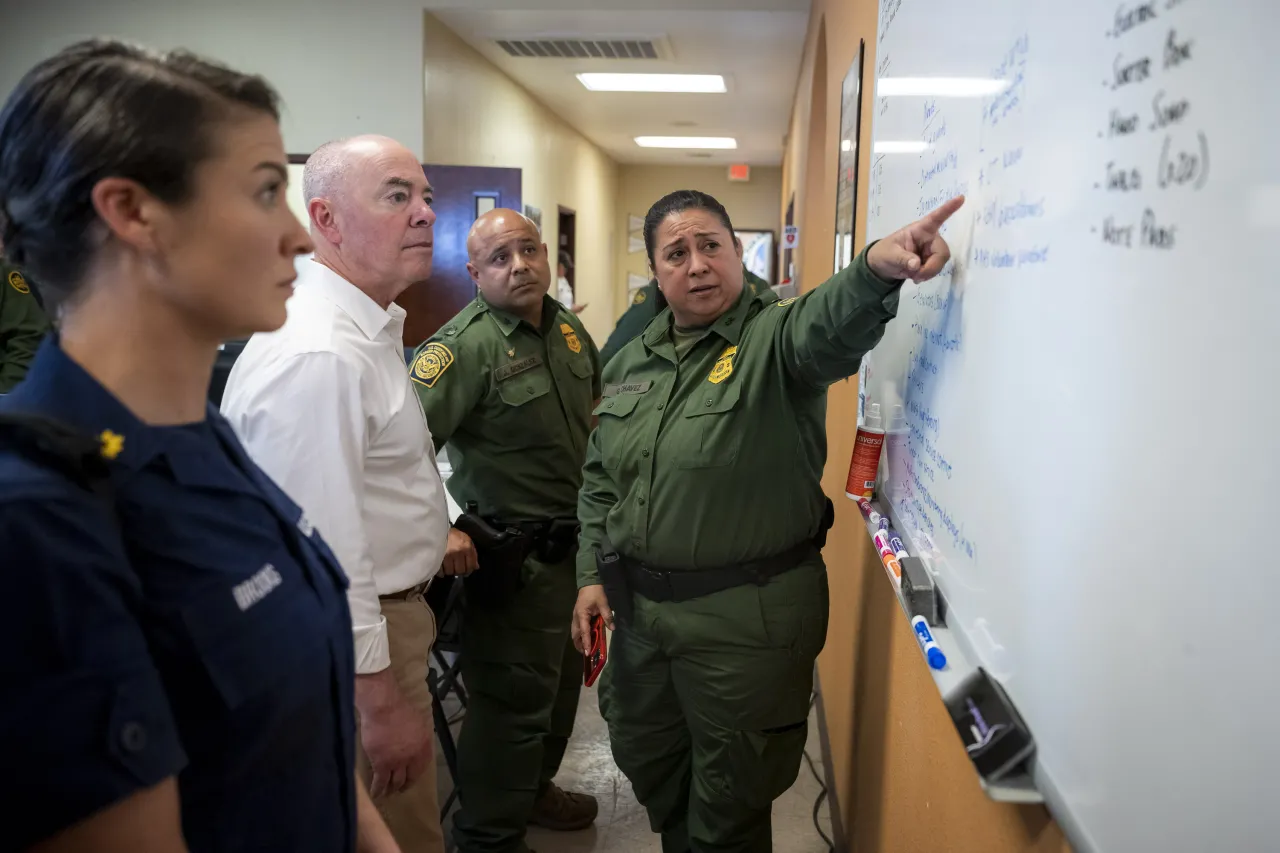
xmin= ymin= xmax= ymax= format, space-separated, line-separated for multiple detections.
xmin=438 ymin=681 xmax=836 ymax=852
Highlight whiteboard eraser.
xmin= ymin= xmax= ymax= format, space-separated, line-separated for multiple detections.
xmin=900 ymin=556 xmax=939 ymax=625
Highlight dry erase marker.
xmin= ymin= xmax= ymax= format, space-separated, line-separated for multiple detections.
xmin=881 ymin=551 xmax=903 ymax=583
xmin=912 ymin=615 xmax=947 ymax=669
xmin=873 ymin=530 xmax=894 ymax=558
xmin=888 ymin=532 xmax=909 ymax=560
xmin=856 ymin=497 xmax=874 ymax=520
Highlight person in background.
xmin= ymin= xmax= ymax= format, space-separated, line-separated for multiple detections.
xmin=598 ymin=258 xmax=770 ymax=367
xmin=555 ymin=249 xmax=587 ymax=315
xmin=0 ymin=251 xmax=50 ymax=393
xmin=411 ymin=208 xmax=601 ymax=853
xmin=573 ymin=189 xmax=963 ymax=851
xmin=221 ymin=135 xmax=458 ymax=853
xmin=0 ymin=40 xmax=398 ymax=851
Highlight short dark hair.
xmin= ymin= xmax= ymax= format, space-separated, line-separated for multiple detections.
xmin=0 ymin=39 xmax=281 ymax=310
xmin=642 ymin=189 xmax=736 ymax=267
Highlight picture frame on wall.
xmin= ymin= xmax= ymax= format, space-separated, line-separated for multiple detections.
xmin=834 ymin=40 xmax=866 ymax=274
xmin=737 ymin=230 xmax=776 ymax=285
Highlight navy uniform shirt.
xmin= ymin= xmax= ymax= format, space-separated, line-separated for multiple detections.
xmin=0 ymin=339 xmax=357 ymax=851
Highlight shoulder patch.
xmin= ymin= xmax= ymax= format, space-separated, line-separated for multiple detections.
xmin=775 ymin=296 xmax=797 ymax=307
xmin=7 ymin=270 xmax=29 ymax=294
xmin=632 ymin=289 xmax=647 ymax=305
xmin=411 ymin=342 xmax=455 ymax=388
xmin=560 ymin=322 xmax=583 ymax=354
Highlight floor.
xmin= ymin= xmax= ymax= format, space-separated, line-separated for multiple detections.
xmin=435 ymin=676 xmax=836 ymax=852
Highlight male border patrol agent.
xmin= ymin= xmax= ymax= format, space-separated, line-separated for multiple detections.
xmin=599 ymin=263 xmax=769 ymax=367
xmin=411 ymin=208 xmax=601 ymax=853
xmin=0 ymin=258 xmax=50 ymax=393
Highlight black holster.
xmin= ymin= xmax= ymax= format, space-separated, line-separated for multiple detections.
xmin=534 ymin=518 xmax=580 ymax=564
xmin=596 ymin=537 xmax=633 ymax=625
xmin=454 ymin=508 xmax=533 ymax=608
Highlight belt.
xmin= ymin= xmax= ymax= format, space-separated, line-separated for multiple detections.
xmin=620 ymin=540 xmax=819 ymax=604
xmin=379 ymin=577 xmax=432 ymax=602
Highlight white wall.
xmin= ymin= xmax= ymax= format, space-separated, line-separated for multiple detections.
xmin=0 ymin=0 xmax=426 ymax=157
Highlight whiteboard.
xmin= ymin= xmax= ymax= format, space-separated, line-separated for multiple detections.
xmin=862 ymin=1 xmax=1280 ymax=850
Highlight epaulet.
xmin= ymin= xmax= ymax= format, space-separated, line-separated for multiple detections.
xmin=433 ymin=298 xmax=488 ymax=343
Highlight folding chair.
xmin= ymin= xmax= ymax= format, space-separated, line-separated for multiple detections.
xmin=426 ymin=574 xmax=467 ymax=820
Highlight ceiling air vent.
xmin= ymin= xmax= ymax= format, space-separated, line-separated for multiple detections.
xmin=495 ymin=38 xmax=664 ymax=60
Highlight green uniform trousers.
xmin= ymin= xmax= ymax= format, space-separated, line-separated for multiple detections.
xmin=599 ymin=560 xmax=830 ymax=853
xmin=453 ymin=552 xmax=582 ymax=853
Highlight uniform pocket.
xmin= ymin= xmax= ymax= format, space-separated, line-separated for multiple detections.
xmin=497 ymin=369 xmax=553 ymax=407
xmin=180 ymin=554 xmax=314 ymax=710
xmin=593 ymin=393 xmax=641 ymax=470
xmin=676 ymin=381 xmax=744 ymax=469
xmin=716 ymin=720 xmax=809 ymax=810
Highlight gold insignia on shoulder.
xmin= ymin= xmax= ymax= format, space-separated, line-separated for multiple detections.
xmin=560 ymin=322 xmax=582 ymax=354
xmin=7 ymin=270 xmax=29 ymax=294
xmin=775 ymin=296 xmax=797 ymax=307
xmin=99 ymin=430 xmax=125 ymax=460
xmin=411 ymin=342 xmax=455 ymax=388
xmin=633 ymin=290 xmax=647 ymax=305
xmin=708 ymin=345 xmax=738 ymax=385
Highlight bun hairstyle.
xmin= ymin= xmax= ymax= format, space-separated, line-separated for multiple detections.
xmin=642 ymin=189 xmax=736 ymax=268
xmin=0 ymin=39 xmax=280 ymax=310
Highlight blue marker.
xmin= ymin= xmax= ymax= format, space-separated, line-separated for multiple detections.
xmin=878 ymin=517 xmax=891 ymax=533
xmin=888 ymin=531 xmax=909 ymax=559
xmin=911 ymin=615 xmax=947 ymax=669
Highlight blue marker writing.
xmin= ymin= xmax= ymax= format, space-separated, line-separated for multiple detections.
xmin=911 ymin=615 xmax=947 ymax=669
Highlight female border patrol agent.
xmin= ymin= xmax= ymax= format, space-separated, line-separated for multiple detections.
xmin=572 ymin=189 xmax=963 ymax=851
xmin=0 ymin=41 xmax=397 ymax=852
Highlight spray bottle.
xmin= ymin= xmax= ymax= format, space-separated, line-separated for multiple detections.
xmin=845 ymin=402 xmax=885 ymax=501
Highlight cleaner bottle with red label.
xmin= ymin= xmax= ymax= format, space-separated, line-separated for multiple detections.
xmin=845 ymin=402 xmax=885 ymax=501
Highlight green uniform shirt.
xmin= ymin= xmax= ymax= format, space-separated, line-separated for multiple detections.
xmin=0 ymin=261 xmax=50 ymax=394
xmin=576 ymin=247 xmax=899 ymax=587
xmin=599 ymin=266 xmax=771 ymax=368
xmin=412 ymin=293 xmax=602 ymax=520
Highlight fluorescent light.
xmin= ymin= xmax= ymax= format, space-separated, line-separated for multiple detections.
xmin=874 ymin=140 xmax=928 ymax=154
xmin=877 ymin=77 xmax=1008 ymax=97
xmin=578 ymin=73 xmax=726 ymax=93
xmin=635 ymin=136 xmax=737 ymax=149
xmin=841 ymin=139 xmax=853 ymax=152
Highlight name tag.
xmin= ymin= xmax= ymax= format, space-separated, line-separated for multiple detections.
xmin=233 ymin=563 xmax=283 ymax=612
xmin=604 ymin=380 xmax=652 ymax=396
xmin=494 ymin=355 xmax=543 ymax=382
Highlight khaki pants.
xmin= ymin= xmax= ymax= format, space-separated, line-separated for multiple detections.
xmin=356 ymin=596 xmax=446 ymax=853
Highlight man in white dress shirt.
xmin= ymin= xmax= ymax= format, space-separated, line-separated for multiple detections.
xmin=222 ymin=135 xmax=474 ymax=852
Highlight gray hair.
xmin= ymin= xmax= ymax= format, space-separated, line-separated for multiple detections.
xmin=302 ymin=137 xmax=354 ymax=205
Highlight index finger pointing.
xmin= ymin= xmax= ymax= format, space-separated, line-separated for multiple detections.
xmin=921 ymin=194 xmax=965 ymax=231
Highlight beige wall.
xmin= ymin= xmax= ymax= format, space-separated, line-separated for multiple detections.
xmin=782 ymin=2 xmax=1071 ymax=850
xmin=614 ymin=165 xmax=782 ymax=316
xmin=421 ymin=12 xmax=619 ymax=343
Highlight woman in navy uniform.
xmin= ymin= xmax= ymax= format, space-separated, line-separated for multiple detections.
xmin=0 ymin=41 xmax=397 ymax=851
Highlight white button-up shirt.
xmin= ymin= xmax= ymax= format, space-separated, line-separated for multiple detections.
xmin=221 ymin=259 xmax=450 ymax=673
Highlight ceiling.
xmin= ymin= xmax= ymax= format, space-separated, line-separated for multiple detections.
xmin=425 ymin=0 xmax=812 ymax=166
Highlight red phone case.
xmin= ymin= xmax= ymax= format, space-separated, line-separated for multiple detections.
xmin=583 ymin=615 xmax=607 ymax=687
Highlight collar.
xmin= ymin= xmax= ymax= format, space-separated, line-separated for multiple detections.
xmin=298 ymin=258 xmax=404 ymax=342
xmin=4 ymin=336 xmax=234 ymax=473
xmin=481 ymin=293 xmax=560 ymax=337
xmin=642 ymin=283 xmax=754 ymax=351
